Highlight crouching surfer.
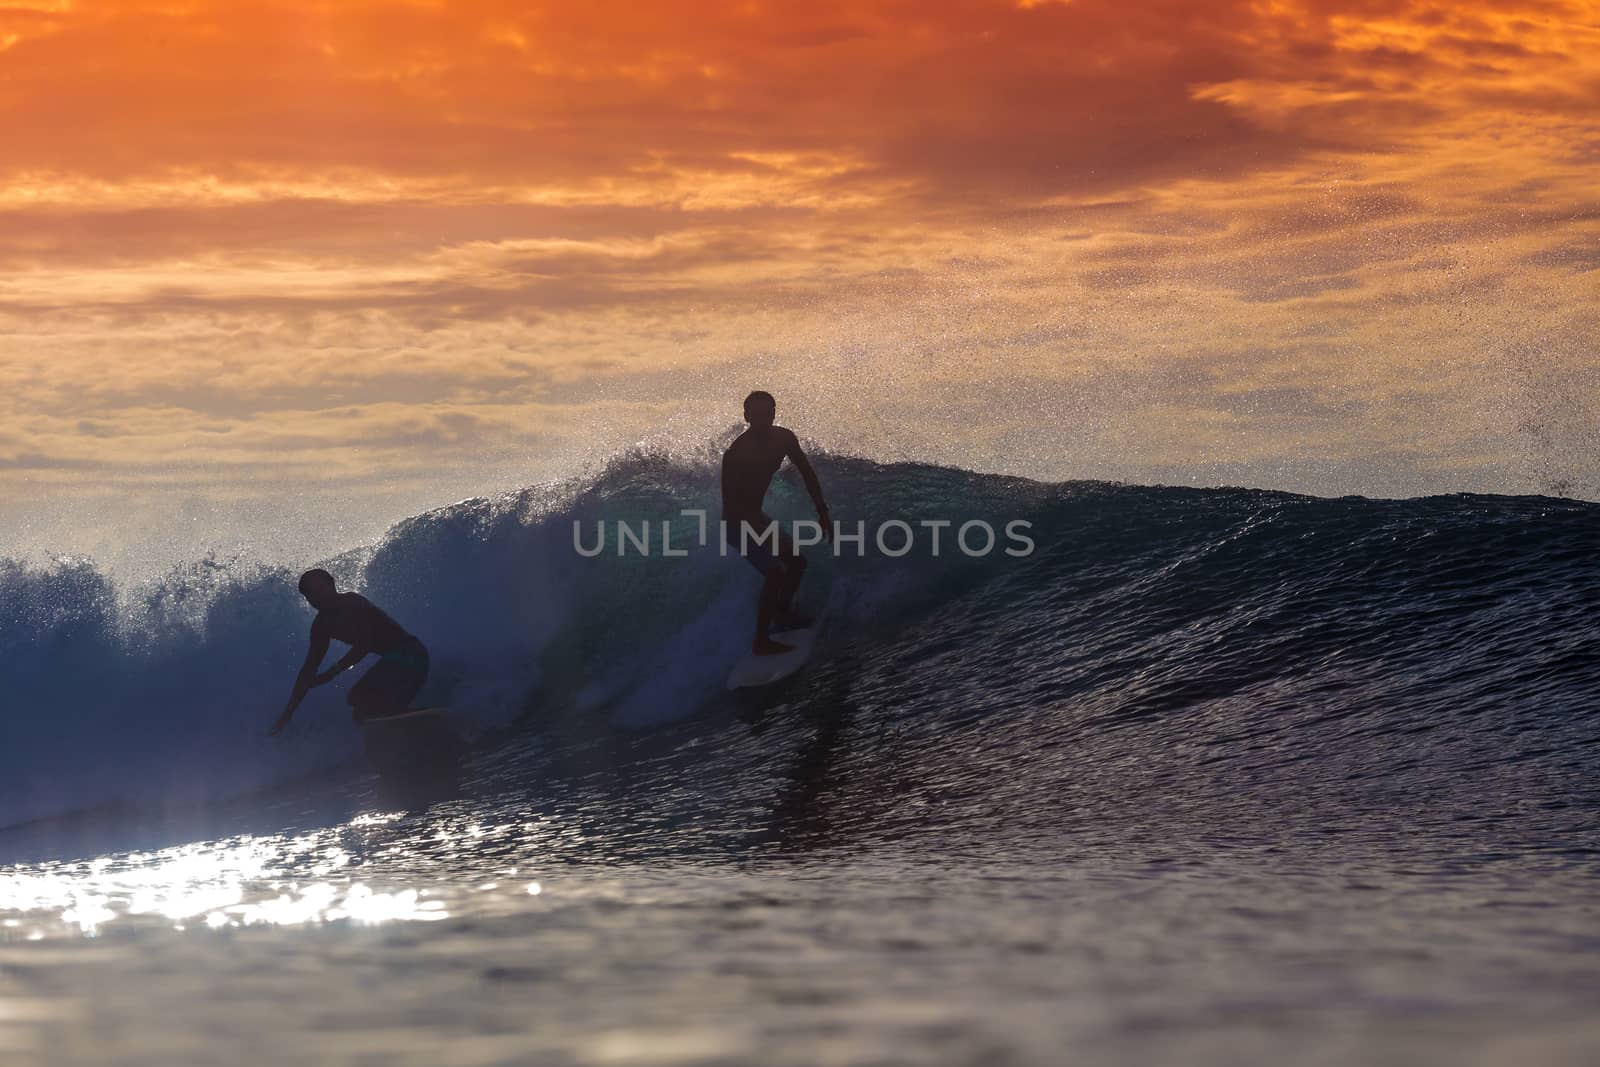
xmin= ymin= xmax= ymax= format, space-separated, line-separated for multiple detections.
xmin=269 ymin=568 xmax=429 ymax=735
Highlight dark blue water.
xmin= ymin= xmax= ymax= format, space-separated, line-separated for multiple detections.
xmin=3 ymin=454 xmax=1598 ymax=1064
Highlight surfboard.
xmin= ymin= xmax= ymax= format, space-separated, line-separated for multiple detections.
xmin=726 ymin=614 xmax=826 ymax=690
xmin=359 ymin=707 xmax=466 ymax=800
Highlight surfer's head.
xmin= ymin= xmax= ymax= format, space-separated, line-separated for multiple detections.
xmin=297 ymin=568 xmax=337 ymax=609
xmin=743 ymin=390 xmax=776 ymax=428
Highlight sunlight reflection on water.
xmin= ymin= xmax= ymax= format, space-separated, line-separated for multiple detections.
xmin=0 ymin=819 xmax=456 ymax=936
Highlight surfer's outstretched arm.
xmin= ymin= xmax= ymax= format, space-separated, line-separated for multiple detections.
xmin=270 ymin=628 xmax=331 ymax=735
xmin=784 ymin=431 xmax=831 ymax=538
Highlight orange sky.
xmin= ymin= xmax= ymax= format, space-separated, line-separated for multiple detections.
xmin=1 ymin=0 xmax=1597 ymax=570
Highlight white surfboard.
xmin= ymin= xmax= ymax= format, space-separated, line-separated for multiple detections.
xmin=726 ymin=616 xmax=826 ymax=690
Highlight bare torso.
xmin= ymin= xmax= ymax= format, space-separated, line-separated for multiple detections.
xmin=721 ymin=426 xmax=797 ymax=524
xmin=311 ymin=592 xmax=413 ymax=654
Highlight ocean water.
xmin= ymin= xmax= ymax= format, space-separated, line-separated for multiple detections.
xmin=3 ymin=453 xmax=1600 ymax=1065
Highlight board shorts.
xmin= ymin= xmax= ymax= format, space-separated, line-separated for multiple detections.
xmin=725 ymin=515 xmax=788 ymax=577
xmin=350 ymin=636 xmax=429 ymax=722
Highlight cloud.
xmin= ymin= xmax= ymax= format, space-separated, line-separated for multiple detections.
xmin=8 ymin=0 xmax=1579 ymax=202
xmin=1524 ymin=239 xmax=1600 ymax=273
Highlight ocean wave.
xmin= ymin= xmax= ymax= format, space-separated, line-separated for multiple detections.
xmin=4 ymin=449 xmax=1597 ymax=833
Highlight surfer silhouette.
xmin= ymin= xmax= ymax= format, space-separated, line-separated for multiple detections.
xmin=269 ymin=569 xmax=430 ymax=734
xmin=722 ymin=390 xmax=831 ymax=656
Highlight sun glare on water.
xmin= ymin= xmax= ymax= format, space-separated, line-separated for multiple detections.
xmin=0 ymin=826 xmax=456 ymax=938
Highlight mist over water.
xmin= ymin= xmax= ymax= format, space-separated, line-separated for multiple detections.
xmin=9 ymin=287 xmax=1599 ymax=585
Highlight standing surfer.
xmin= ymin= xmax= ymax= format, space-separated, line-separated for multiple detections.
xmin=721 ymin=390 xmax=832 ymax=656
xmin=270 ymin=569 xmax=430 ymax=734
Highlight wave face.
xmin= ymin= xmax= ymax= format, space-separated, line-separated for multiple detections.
xmin=4 ymin=452 xmax=1600 ymax=839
